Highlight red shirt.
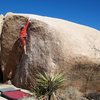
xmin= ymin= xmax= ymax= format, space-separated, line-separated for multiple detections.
xmin=19 ymin=19 xmax=30 ymax=38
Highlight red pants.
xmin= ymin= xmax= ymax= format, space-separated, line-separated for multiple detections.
xmin=19 ymin=37 xmax=26 ymax=46
xmin=21 ymin=37 xmax=26 ymax=46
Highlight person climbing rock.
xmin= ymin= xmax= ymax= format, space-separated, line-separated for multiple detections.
xmin=18 ymin=18 xmax=30 ymax=54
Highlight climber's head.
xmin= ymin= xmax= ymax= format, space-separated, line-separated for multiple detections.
xmin=20 ymin=27 xmax=24 ymax=31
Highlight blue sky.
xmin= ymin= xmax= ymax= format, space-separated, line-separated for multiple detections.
xmin=0 ymin=0 xmax=100 ymax=30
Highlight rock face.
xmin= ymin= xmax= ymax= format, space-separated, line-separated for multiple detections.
xmin=1 ymin=13 xmax=28 ymax=81
xmin=13 ymin=19 xmax=64 ymax=89
xmin=0 ymin=15 xmax=4 ymax=81
xmin=0 ymin=15 xmax=4 ymax=66
xmin=1 ymin=13 xmax=100 ymax=93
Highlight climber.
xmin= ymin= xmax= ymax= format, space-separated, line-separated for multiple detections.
xmin=18 ymin=18 xmax=30 ymax=54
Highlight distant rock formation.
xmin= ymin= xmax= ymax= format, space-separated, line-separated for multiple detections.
xmin=0 ymin=13 xmax=100 ymax=93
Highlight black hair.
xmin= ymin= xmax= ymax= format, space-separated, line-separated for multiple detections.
xmin=20 ymin=27 xmax=24 ymax=30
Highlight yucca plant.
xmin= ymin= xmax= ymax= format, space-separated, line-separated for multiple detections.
xmin=33 ymin=72 xmax=65 ymax=100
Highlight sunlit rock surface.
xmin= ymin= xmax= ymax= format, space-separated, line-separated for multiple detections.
xmin=0 ymin=13 xmax=100 ymax=93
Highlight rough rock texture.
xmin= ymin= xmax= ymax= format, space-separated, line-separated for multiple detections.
xmin=0 ymin=14 xmax=4 ymax=36
xmin=0 ymin=15 xmax=4 ymax=65
xmin=13 ymin=19 xmax=64 ymax=89
xmin=1 ymin=13 xmax=100 ymax=93
xmin=1 ymin=13 xmax=28 ymax=81
xmin=0 ymin=15 xmax=4 ymax=81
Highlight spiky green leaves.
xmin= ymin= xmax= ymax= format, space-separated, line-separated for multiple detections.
xmin=33 ymin=72 xmax=65 ymax=99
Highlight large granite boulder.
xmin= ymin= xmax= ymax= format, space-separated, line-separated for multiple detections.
xmin=1 ymin=13 xmax=100 ymax=93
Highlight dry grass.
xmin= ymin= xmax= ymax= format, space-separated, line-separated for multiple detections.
xmin=57 ymin=86 xmax=88 ymax=100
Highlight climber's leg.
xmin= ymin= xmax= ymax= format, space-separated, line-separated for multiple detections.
xmin=22 ymin=37 xmax=26 ymax=54
xmin=24 ymin=45 xmax=26 ymax=54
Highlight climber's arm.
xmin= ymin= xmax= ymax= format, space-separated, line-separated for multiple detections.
xmin=24 ymin=18 xmax=30 ymax=30
xmin=18 ymin=18 xmax=30 ymax=38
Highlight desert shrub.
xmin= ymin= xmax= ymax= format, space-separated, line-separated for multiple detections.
xmin=58 ymin=86 xmax=88 ymax=100
xmin=32 ymin=72 xmax=65 ymax=100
